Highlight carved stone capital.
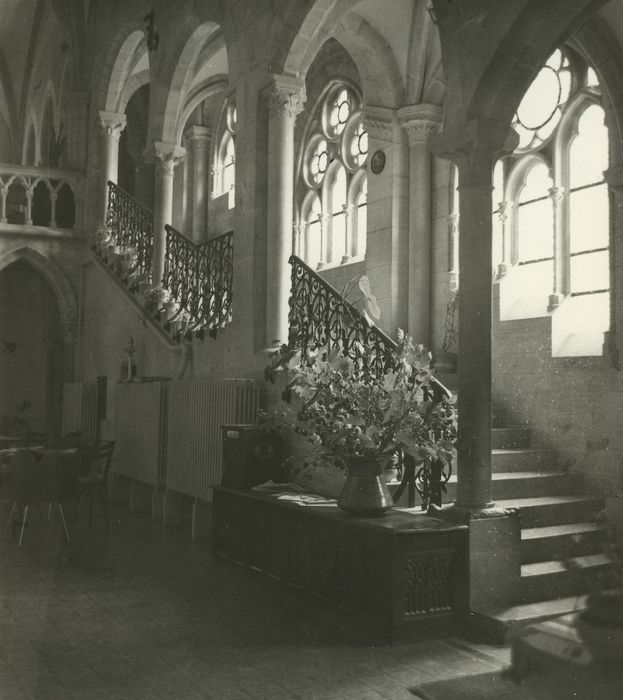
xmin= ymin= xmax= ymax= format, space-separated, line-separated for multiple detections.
xmin=364 ymin=106 xmax=399 ymax=143
xmin=496 ymin=201 xmax=512 ymax=222
xmin=263 ymin=74 xmax=306 ymax=120
xmin=146 ymin=142 xmax=186 ymax=174
xmin=98 ymin=110 xmax=127 ymax=140
xmin=184 ymin=125 xmax=211 ymax=150
xmin=431 ymin=119 xmax=519 ymax=187
xmin=398 ymin=103 xmax=443 ymax=144
xmin=548 ymin=186 xmax=564 ymax=203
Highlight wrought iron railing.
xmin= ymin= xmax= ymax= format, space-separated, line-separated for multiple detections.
xmin=163 ymin=226 xmax=233 ymax=339
xmin=287 ymin=254 xmax=454 ymax=510
xmin=288 ymin=254 xmax=396 ymax=375
xmin=103 ymin=180 xmax=154 ymax=288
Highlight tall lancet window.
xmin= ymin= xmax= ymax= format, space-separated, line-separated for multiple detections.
xmin=297 ymin=82 xmax=368 ymax=268
xmin=494 ymin=48 xmax=610 ymax=355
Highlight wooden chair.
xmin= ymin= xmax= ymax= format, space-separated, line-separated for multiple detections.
xmin=78 ymin=440 xmax=116 ymax=531
xmin=1 ymin=449 xmax=80 ymax=546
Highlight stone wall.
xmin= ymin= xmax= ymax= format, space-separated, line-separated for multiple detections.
xmin=492 ymin=289 xmax=623 ymax=500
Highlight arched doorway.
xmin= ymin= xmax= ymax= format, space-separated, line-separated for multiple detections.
xmin=0 ymin=261 xmax=64 ymax=440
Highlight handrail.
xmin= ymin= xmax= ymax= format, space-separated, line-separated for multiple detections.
xmin=288 ymin=254 xmax=451 ymax=397
xmin=288 ymin=254 xmax=396 ymax=376
xmin=163 ymin=225 xmax=233 ymax=339
xmin=105 ymin=180 xmax=154 ymax=287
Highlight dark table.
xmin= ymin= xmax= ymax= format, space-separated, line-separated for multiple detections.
xmin=212 ymin=485 xmax=469 ymax=644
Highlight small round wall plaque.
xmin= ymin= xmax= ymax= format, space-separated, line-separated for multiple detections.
xmin=370 ymin=149 xmax=386 ymax=174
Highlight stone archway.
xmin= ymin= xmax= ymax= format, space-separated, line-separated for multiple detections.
xmin=160 ymin=22 xmax=223 ymax=146
xmin=0 ymin=247 xmax=77 ymax=440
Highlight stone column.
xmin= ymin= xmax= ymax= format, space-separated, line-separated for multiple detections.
xmin=50 ymin=192 xmax=58 ymax=228
xmin=98 ymin=111 xmax=126 ymax=224
xmin=187 ymin=126 xmax=211 ymax=242
xmin=292 ymin=220 xmax=302 ymax=258
xmin=25 ymin=186 xmax=34 ymax=226
xmin=432 ymin=120 xmax=518 ymax=511
xmin=549 ymin=186 xmax=565 ymax=310
xmin=318 ymin=214 xmax=330 ymax=268
xmin=0 ymin=185 xmax=7 ymax=223
xmin=148 ymin=141 xmax=185 ymax=284
xmin=494 ymin=201 xmax=511 ymax=279
xmin=447 ymin=212 xmax=460 ymax=292
xmin=398 ymin=104 xmax=443 ymax=347
xmin=342 ymin=203 xmax=354 ymax=263
xmin=365 ymin=106 xmax=409 ymax=334
xmin=262 ymin=74 xmax=306 ymax=348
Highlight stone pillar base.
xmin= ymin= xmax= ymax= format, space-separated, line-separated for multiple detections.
xmin=430 ymin=503 xmax=521 ymax=613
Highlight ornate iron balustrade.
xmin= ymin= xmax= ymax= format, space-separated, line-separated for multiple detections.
xmin=288 ymin=254 xmax=455 ymax=511
xmin=0 ymin=164 xmax=81 ymax=229
xmin=103 ymin=180 xmax=154 ymax=288
xmin=288 ymin=254 xmax=396 ymax=375
xmin=163 ymin=226 xmax=233 ymax=339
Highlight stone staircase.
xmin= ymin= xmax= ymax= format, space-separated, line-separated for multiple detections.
xmin=449 ymin=419 xmax=616 ymax=641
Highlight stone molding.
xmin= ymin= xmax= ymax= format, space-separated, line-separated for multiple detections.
xmin=146 ymin=141 xmax=186 ymax=175
xmin=496 ymin=200 xmax=512 ymax=222
xmin=262 ymin=74 xmax=306 ymax=120
xmin=364 ymin=105 xmax=399 ymax=143
xmin=60 ymin=320 xmax=79 ymax=342
xmin=98 ymin=110 xmax=126 ymax=139
xmin=184 ymin=125 xmax=212 ymax=149
xmin=398 ymin=103 xmax=443 ymax=144
xmin=604 ymin=164 xmax=623 ymax=191
xmin=431 ymin=119 xmax=519 ymax=187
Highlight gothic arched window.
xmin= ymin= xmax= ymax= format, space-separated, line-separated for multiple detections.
xmin=214 ymin=99 xmax=236 ymax=209
xmin=494 ymin=48 xmax=610 ymax=355
xmin=297 ymin=83 xmax=368 ymax=268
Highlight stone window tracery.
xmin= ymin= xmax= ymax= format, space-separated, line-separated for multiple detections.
xmin=495 ymin=48 xmax=610 ymax=355
xmin=297 ymin=83 xmax=368 ymax=269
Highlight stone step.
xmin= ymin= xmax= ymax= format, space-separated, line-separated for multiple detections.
xmin=469 ymin=595 xmax=588 ymax=643
xmin=446 ymin=471 xmax=585 ymax=501
xmin=491 ymin=448 xmax=557 ymax=472
xmin=521 ymin=522 xmax=610 ymax=564
xmin=518 ymin=553 xmax=613 ymax=604
xmin=495 ymin=495 xmax=604 ymax=528
xmin=491 ymin=427 xmax=531 ymax=450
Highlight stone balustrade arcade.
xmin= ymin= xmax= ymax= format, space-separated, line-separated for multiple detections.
xmin=0 ymin=163 xmax=83 ymax=231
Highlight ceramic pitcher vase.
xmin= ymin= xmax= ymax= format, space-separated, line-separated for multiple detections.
xmin=337 ymin=455 xmax=393 ymax=517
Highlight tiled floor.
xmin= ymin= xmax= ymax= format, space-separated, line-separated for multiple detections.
xmin=0 ymin=501 xmax=510 ymax=699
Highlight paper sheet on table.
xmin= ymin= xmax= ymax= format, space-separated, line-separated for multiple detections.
xmin=275 ymin=492 xmax=338 ymax=506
